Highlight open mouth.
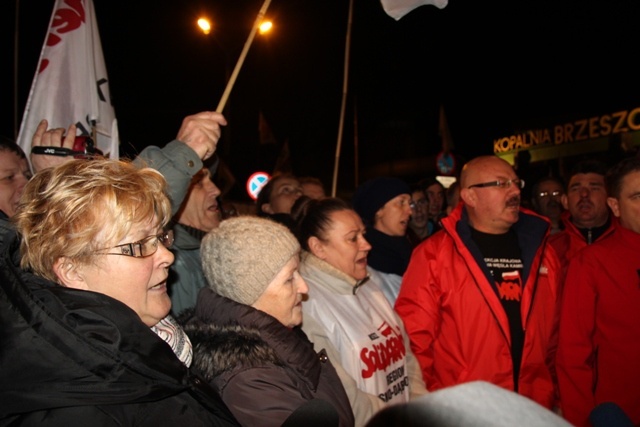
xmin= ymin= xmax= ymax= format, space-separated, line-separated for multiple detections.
xmin=577 ymin=202 xmax=593 ymax=211
xmin=150 ymin=280 xmax=167 ymax=291
xmin=506 ymin=199 xmax=521 ymax=209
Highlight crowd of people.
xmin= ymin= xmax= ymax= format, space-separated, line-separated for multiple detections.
xmin=1 ymin=110 xmax=639 ymax=427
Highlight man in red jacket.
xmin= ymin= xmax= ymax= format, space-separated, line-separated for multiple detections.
xmin=556 ymin=156 xmax=640 ymax=426
xmin=396 ymin=155 xmax=561 ymax=410
xmin=549 ymin=159 xmax=615 ymax=279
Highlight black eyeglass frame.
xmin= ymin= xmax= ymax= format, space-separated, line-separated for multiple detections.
xmin=467 ymin=179 xmax=525 ymax=190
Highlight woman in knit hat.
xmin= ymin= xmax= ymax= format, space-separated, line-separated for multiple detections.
xmin=180 ymin=216 xmax=354 ymax=427
xmin=291 ymin=197 xmax=427 ymax=426
xmin=351 ymin=176 xmax=413 ymax=305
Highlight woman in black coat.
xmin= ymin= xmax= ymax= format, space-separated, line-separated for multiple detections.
xmin=0 ymin=159 xmax=238 ymax=426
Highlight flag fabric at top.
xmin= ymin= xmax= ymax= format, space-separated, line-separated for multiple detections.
xmin=380 ymin=0 xmax=448 ymax=20
xmin=17 ymin=0 xmax=119 ymax=161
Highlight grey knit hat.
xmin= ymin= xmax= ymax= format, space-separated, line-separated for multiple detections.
xmin=200 ymin=215 xmax=300 ymax=305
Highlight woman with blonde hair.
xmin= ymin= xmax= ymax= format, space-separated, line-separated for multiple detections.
xmin=0 ymin=159 xmax=238 ymax=426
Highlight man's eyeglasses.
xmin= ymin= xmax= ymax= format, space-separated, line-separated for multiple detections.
xmin=537 ymin=191 xmax=562 ymax=198
xmin=98 ymin=230 xmax=174 ymax=258
xmin=467 ymin=179 xmax=525 ymax=190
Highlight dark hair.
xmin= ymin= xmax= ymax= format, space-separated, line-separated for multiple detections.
xmin=298 ymin=176 xmax=325 ymax=188
xmin=569 ymin=159 xmax=609 ymax=181
xmin=291 ymin=196 xmax=351 ymax=251
xmin=255 ymin=172 xmax=297 ymax=217
xmin=445 ymin=181 xmax=460 ymax=207
xmin=418 ymin=176 xmax=444 ymax=193
xmin=605 ymin=156 xmax=640 ymax=198
xmin=0 ymin=135 xmax=28 ymax=160
xmin=409 ymin=181 xmax=425 ymax=194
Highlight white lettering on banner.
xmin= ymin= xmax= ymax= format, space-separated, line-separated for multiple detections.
xmin=494 ymin=107 xmax=640 ymax=153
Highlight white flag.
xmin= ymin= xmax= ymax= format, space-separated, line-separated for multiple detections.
xmin=17 ymin=0 xmax=119 ymax=161
xmin=380 ymin=0 xmax=448 ymax=20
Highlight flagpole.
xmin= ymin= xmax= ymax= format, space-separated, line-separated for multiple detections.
xmin=331 ymin=0 xmax=354 ymax=197
xmin=216 ymin=0 xmax=272 ymax=113
xmin=13 ymin=0 xmax=21 ymax=139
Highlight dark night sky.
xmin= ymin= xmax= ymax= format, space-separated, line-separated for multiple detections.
xmin=2 ymin=0 xmax=639 ymax=200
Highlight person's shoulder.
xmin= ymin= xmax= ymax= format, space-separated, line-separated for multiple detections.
xmin=184 ymin=320 xmax=282 ymax=382
xmin=548 ymin=228 xmax=571 ymax=250
xmin=548 ymin=228 xmax=567 ymax=242
xmin=413 ymin=228 xmax=451 ymax=254
xmin=568 ymin=231 xmax=618 ymax=267
xmin=366 ymin=381 xmax=571 ymax=427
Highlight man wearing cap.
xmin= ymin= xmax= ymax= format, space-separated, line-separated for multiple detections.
xmin=352 ymin=176 xmax=413 ymax=305
xmin=395 ymin=156 xmax=561 ymax=410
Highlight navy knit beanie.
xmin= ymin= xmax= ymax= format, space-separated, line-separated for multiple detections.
xmin=352 ymin=177 xmax=411 ymax=226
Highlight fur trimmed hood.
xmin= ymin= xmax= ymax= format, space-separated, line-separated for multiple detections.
xmin=179 ymin=289 xmax=322 ymax=390
xmin=178 ymin=288 xmax=355 ymax=427
xmin=181 ymin=315 xmax=283 ymax=382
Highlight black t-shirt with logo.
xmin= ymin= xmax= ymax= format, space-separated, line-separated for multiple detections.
xmin=471 ymin=227 xmax=524 ymax=391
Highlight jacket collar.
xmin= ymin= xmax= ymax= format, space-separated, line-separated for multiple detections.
xmin=195 ymin=288 xmax=322 ymax=389
xmin=0 ymin=233 xmax=191 ymax=415
xmin=559 ymin=209 xmax=616 ymax=243
xmin=172 ymin=222 xmax=204 ymax=250
xmin=442 ymin=203 xmax=550 ymax=292
xmin=301 ymin=251 xmax=369 ymax=295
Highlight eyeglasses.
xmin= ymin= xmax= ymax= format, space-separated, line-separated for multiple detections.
xmin=98 ymin=230 xmax=174 ymax=258
xmin=468 ymin=179 xmax=525 ymax=190
xmin=537 ymin=191 xmax=562 ymax=198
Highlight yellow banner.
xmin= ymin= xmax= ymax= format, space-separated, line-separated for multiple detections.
xmin=493 ymin=107 xmax=640 ymax=154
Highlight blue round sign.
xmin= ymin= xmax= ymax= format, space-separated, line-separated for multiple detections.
xmin=436 ymin=151 xmax=456 ymax=175
xmin=246 ymin=172 xmax=271 ymax=200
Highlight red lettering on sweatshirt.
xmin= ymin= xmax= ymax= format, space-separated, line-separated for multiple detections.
xmin=360 ymin=324 xmax=406 ymax=379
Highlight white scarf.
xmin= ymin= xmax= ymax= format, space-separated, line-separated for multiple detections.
xmin=151 ymin=315 xmax=193 ymax=367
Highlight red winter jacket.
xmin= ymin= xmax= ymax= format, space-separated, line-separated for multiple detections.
xmin=395 ymin=205 xmax=561 ymax=409
xmin=556 ymin=223 xmax=640 ymax=426
xmin=548 ymin=210 xmax=616 ymax=280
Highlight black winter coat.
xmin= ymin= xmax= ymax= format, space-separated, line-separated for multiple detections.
xmin=180 ymin=288 xmax=355 ymax=427
xmin=0 ymin=234 xmax=239 ymax=427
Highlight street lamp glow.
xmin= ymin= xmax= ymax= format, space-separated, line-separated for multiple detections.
xmin=197 ymin=18 xmax=211 ymax=35
xmin=259 ymin=20 xmax=273 ymax=34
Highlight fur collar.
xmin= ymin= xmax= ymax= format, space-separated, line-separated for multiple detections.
xmin=182 ymin=289 xmax=322 ymax=390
